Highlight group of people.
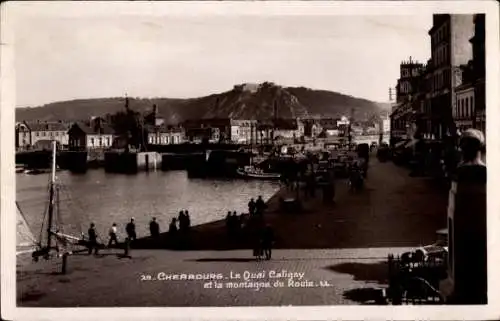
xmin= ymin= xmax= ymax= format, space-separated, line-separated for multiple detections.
xmin=225 ymin=211 xmax=245 ymax=238
xmin=84 ymin=211 xmax=192 ymax=254
xmin=247 ymin=196 xmax=267 ymax=216
xmin=253 ymin=224 xmax=275 ymax=261
xmin=85 ymin=218 xmax=140 ymax=255
xmin=168 ymin=210 xmax=192 ymax=236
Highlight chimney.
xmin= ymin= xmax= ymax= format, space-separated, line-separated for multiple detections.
xmin=125 ymin=94 xmax=130 ymax=111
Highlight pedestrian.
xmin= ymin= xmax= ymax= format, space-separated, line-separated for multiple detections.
xmin=255 ymin=195 xmax=266 ymax=216
xmin=248 ymin=198 xmax=256 ymax=215
xmin=253 ymin=233 xmax=263 ymax=261
xmin=178 ymin=210 xmax=186 ymax=232
xmin=169 ymin=218 xmax=178 ymax=235
xmin=225 ymin=211 xmax=232 ymax=236
xmin=108 ymin=223 xmax=118 ymax=247
xmin=262 ymin=225 xmax=275 ymax=260
xmin=88 ymin=223 xmax=99 ymax=255
xmin=126 ymin=218 xmax=136 ymax=242
xmin=232 ymin=211 xmax=240 ymax=231
xmin=149 ymin=217 xmax=160 ymax=238
xmin=184 ymin=210 xmax=191 ymax=231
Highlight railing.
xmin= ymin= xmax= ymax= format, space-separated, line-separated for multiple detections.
xmin=386 ymin=253 xmax=446 ymax=304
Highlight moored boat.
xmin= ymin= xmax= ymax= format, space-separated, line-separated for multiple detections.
xmin=236 ymin=165 xmax=281 ymax=180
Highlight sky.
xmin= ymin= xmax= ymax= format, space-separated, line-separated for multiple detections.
xmin=14 ymin=14 xmax=432 ymax=107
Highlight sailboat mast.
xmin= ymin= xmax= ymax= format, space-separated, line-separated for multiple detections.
xmin=46 ymin=140 xmax=57 ymax=250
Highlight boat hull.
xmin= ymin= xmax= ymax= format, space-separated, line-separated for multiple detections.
xmin=236 ymin=168 xmax=281 ymax=180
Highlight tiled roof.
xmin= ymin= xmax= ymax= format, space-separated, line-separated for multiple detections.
xmin=319 ymin=119 xmax=338 ymax=130
xmin=72 ymin=122 xmax=115 ymax=135
xmin=145 ymin=124 xmax=183 ymax=133
xmin=25 ymin=122 xmax=69 ymax=132
xmin=257 ymin=119 xmax=298 ymax=130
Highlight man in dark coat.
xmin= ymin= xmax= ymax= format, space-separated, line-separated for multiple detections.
xmin=248 ymin=198 xmax=256 ymax=215
xmin=88 ymin=223 xmax=99 ymax=255
xmin=149 ymin=217 xmax=160 ymax=238
xmin=262 ymin=225 xmax=275 ymax=260
xmin=255 ymin=196 xmax=267 ymax=216
xmin=126 ymin=218 xmax=137 ymax=241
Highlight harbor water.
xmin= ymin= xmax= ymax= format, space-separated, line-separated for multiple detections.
xmin=16 ymin=169 xmax=280 ymax=243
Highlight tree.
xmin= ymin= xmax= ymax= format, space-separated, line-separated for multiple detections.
xmin=108 ymin=109 xmax=145 ymax=151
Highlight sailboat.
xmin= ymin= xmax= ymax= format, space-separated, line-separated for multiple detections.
xmin=17 ymin=141 xmax=90 ymax=262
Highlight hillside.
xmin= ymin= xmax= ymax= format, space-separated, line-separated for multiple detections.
xmin=16 ymin=83 xmax=390 ymax=124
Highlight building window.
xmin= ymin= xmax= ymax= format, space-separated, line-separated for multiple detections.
xmin=99 ymin=137 xmax=102 ymax=146
xmin=470 ymin=97 xmax=474 ymax=116
xmin=90 ymin=138 xmax=95 ymax=146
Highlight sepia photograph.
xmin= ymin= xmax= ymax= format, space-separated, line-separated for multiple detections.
xmin=2 ymin=1 xmax=499 ymax=320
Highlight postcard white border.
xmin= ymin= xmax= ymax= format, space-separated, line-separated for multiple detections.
xmin=2 ymin=1 xmax=499 ymax=320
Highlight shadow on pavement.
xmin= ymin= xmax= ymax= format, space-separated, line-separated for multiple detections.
xmin=326 ymin=261 xmax=388 ymax=284
xmin=343 ymin=288 xmax=387 ymax=305
xmin=20 ymin=291 xmax=46 ymax=302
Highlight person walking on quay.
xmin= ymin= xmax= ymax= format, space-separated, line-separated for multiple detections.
xmin=248 ymin=198 xmax=256 ymax=216
xmin=169 ymin=218 xmax=178 ymax=234
xmin=225 ymin=211 xmax=232 ymax=236
xmin=184 ymin=210 xmax=191 ymax=231
xmin=87 ymin=223 xmax=99 ymax=255
xmin=262 ymin=225 xmax=275 ymax=260
xmin=108 ymin=223 xmax=118 ymax=247
xmin=232 ymin=211 xmax=240 ymax=233
xmin=168 ymin=217 xmax=178 ymax=246
xmin=253 ymin=231 xmax=264 ymax=261
xmin=178 ymin=210 xmax=186 ymax=232
xmin=255 ymin=195 xmax=267 ymax=216
xmin=149 ymin=217 xmax=160 ymax=238
xmin=126 ymin=218 xmax=137 ymax=242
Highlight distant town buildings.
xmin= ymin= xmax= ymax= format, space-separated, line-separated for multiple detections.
xmin=147 ymin=125 xmax=183 ymax=145
xmin=68 ymin=119 xmax=115 ymax=150
xmin=17 ymin=91 xmax=391 ymax=151
xmin=15 ymin=121 xmax=70 ymax=150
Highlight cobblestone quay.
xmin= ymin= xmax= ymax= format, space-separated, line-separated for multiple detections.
xmin=17 ymin=158 xmax=448 ymax=306
xmin=132 ymin=157 xmax=448 ymax=250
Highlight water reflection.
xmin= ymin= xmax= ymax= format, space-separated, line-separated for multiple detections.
xmin=16 ymin=169 xmax=280 ymax=241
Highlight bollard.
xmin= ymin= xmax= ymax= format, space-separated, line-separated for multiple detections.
xmin=61 ymin=253 xmax=68 ymax=274
xmin=124 ymin=237 xmax=130 ymax=257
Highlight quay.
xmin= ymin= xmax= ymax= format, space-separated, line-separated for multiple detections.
xmin=17 ymin=157 xmax=449 ymax=307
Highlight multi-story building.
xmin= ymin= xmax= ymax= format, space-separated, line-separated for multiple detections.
xmin=147 ymin=125 xmax=184 ymax=145
xmin=427 ymin=14 xmax=474 ymax=140
xmin=471 ymin=14 xmax=486 ymax=133
xmin=183 ymin=118 xmax=259 ymax=144
xmin=68 ymin=119 xmax=115 ymax=150
xmin=16 ymin=121 xmax=70 ymax=150
xmin=390 ymin=58 xmax=424 ymax=144
xmin=448 ymin=14 xmax=485 ymax=134
xmin=454 ymin=62 xmax=475 ymax=132
xmin=257 ymin=118 xmax=304 ymax=142
xmin=230 ymin=119 xmax=258 ymax=144
xmin=319 ymin=119 xmax=340 ymax=136
xmin=183 ymin=118 xmax=229 ymax=143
